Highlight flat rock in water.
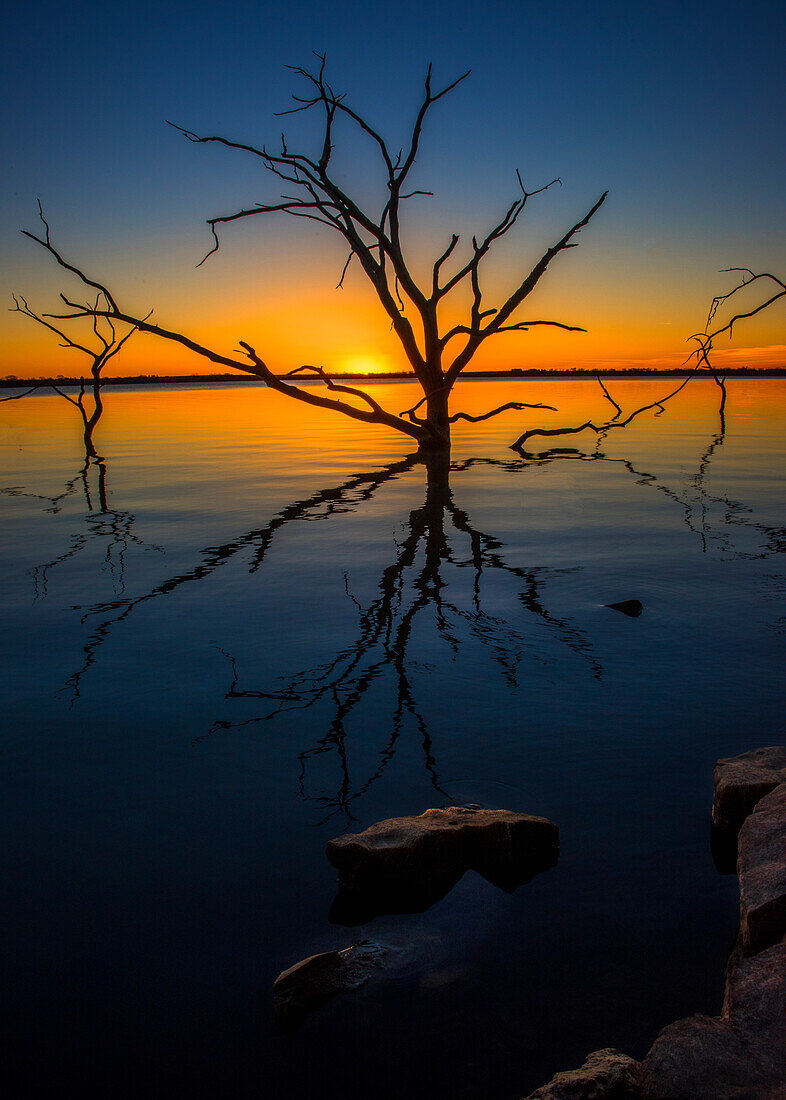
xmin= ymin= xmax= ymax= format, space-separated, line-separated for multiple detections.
xmin=272 ymin=941 xmax=387 ymax=1029
xmin=711 ymin=745 xmax=786 ymax=833
xmin=522 ymin=1047 xmax=642 ymax=1098
xmin=737 ymin=782 xmax=786 ymax=954
xmin=326 ymin=806 xmax=558 ymax=924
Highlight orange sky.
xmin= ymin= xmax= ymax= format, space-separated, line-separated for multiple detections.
xmin=3 ymin=1 xmax=784 ymax=385
xmin=4 ymin=261 xmax=784 ymax=380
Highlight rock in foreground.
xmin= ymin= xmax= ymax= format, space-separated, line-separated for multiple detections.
xmin=326 ymin=806 xmax=558 ymax=923
xmin=737 ymin=782 xmax=786 ymax=954
xmin=273 ymin=941 xmax=387 ymax=1029
xmin=523 ymin=1048 xmax=642 ymax=1098
xmin=640 ymin=942 xmax=786 ymax=1098
xmin=711 ymin=745 xmax=786 ymax=834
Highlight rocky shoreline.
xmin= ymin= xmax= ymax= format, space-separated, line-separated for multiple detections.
xmin=523 ymin=746 xmax=786 ymax=1099
xmin=271 ymin=749 xmax=784 ymax=1097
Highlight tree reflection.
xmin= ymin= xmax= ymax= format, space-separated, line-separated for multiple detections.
xmin=209 ymin=450 xmax=601 ymax=824
xmin=9 ymin=414 xmax=784 ymax=819
xmin=1 ymin=458 xmax=163 ymax=696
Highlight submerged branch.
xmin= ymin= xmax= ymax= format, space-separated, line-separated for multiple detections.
xmin=510 ymin=372 xmax=696 ymax=451
xmin=596 ymin=374 xmax=622 ymax=417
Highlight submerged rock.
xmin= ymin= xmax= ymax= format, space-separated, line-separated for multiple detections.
xmin=326 ymin=805 xmax=558 ymax=924
xmin=272 ymin=941 xmax=388 ymax=1029
xmin=523 ymin=1048 xmax=642 ymax=1098
xmin=605 ymin=600 xmax=643 ymax=618
xmin=711 ymin=745 xmax=786 ymax=834
xmin=737 ymin=782 xmax=786 ymax=954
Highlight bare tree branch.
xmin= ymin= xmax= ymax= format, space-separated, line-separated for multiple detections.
xmin=9 ymin=257 xmax=139 ymax=459
xmin=19 ymin=62 xmax=611 ymax=454
xmin=286 ymin=364 xmax=389 ymax=415
xmin=509 ymin=372 xmax=696 ymax=451
xmin=448 ymin=401 xmax=557 ymax=424
xmin=705 ymin=269 xmax=785 ymax=340
xmin=510 ymin=266 xmax=783 ymax=452
xmin=22 ymin=200 xmax=120 ymax=313
xmin=596 ymin=374 xmax=622 ymax=417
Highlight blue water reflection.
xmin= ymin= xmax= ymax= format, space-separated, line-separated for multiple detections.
xmin=1 ymin=380 xmax=784 ymax=1097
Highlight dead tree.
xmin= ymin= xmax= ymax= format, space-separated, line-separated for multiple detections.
xmin=8 ymin=233 xmax=139 ymax=461
xmin=510 ymin=268 xmax=784 ymax=452
xmin=21 ymin=58 xmax=607 ymax=453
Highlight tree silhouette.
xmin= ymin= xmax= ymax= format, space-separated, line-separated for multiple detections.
xmin=19 ymin=58 xmax=607 ymax=453
xmin=7 ymin=210 xmax=140 ymax=461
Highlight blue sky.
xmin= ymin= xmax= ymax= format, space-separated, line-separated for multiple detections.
xmin=2 ymin=0 xmax=784 ymax=375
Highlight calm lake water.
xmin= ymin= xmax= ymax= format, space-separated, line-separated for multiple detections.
xmin=2 ymin=378 xmax=784 ymax=1098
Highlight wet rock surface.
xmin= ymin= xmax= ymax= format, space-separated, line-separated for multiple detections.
xmin=640 ymin=1014 xmax=764 ymax=1099
xmin=723 ymin=941 xmax=786 ymax=1060
xmin=272 ymin=941 xmax=388 ymax=1030
xmin=737 ymin=783 xmax=786 ymax=954
xmin=711 ymin=745 xmax=786 ymax=834
xmin=326 ymin=805 xmax=559 ymax=924
xmin=522 ymin=1048 xmax=642 ymax=1098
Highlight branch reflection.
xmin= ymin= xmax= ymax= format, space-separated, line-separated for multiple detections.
xmin=10 ymin=410 xmax=784 ymax=822
xmin=209 ymin=450 xmax=600 ymax=824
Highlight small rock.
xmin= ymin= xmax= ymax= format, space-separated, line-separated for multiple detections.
xmin=737 ymin=783 xmax=786 ymax=954
xmin=711 ymin=746 xmax=786 ymax=834
xmin=605 ymin=600 xmax=643 ymax=618
xmin=523 ymin=1048 xmax=642 ymax=1099
xmin=272 ymin=941 xmax=387 ymax=1029
xmin=326 ymin=806 xmax=559 ymax=924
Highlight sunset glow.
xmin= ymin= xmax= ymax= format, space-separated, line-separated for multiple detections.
xmin=2 ymin=1 xmax=783 ymax=383
xmin=3 ymin=7 xmax=785 ymax=1097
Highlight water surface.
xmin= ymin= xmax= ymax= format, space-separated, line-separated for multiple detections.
xmin=2 ymin=378 xmax=784 ymax=1098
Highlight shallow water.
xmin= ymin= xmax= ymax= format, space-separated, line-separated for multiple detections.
xmin=1 ymin=378 xmax=784 ymax=1098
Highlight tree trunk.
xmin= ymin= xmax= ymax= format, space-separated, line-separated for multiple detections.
xmin=83 ymin=370 xmax=103 ymax=461
xmin=421 ymin=447 xmax=452 ymax=500
xmin=419 ymin=384 xmax=451 ymax=453
xmin=83 ymin=422 xmax=98 ymax=460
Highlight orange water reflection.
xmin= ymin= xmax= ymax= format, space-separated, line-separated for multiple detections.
xmin=3 ymin=377 xmax=785 ymax=472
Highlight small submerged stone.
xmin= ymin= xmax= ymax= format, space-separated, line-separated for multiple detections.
xmin=272 ymin=941 xmax=388 ymax=1030
xmin=605 ymin=599 xmax=643 ymax=617
xmin=326 ymin=805 xmax=558 ymax=924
